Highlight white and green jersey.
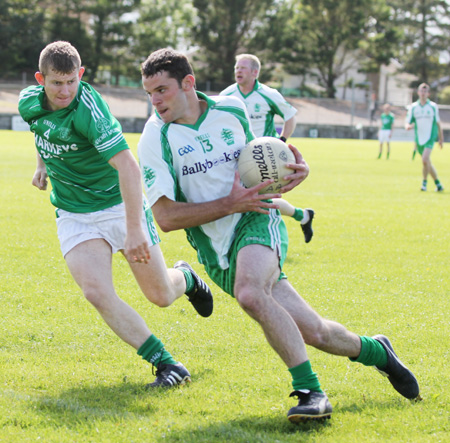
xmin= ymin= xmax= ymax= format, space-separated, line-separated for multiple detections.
xmin=220 ymin=80 xmax=297 ymax=137
xmin=380 ymin=112 xmax=394 ymax=130
xmin=19 ymin=81 xmax=128 ymax=213
xmin=406 ymin=99 xmax=440 ymax=147
xmin=138 ymin=92 xmax=254 ymax=269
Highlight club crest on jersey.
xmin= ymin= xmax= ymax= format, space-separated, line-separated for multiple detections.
xmin=58 ymin=127 xmax=72 ymax=141
xmin=177 ymin=145 xmax=195 ymax=156
xmin=142 ymin=165 xmax=156 ymax=187
xmin=95 ymin=117 xmax=111 ymax=133
xmin=254 ymin=104 xmax=261 ymax=112
xmin=221 ymin=129 xmax=235 ymax=146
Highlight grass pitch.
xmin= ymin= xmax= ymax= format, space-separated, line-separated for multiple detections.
xmin=1 ymin=130 xmax=449 ymax=442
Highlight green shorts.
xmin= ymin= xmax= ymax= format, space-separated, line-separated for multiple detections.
xmin=205 ymin=209 xmax=288 ymax=297
xmin=417 ymin=140 xmax=435 ymax=155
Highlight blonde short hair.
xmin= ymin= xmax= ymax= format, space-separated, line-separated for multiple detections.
xmin=235 ymin=54 xmax=261 ymax=76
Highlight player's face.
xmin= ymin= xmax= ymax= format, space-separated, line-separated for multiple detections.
xmin=143 ymin=71 xmax=190 ymax=124
xmin=35 ymin=68 xmax=85 ymax=111
xmin=417 ymin=86 xmax=429 ymax=101
xmin=234 ymin=59 xmax=258 ymax=88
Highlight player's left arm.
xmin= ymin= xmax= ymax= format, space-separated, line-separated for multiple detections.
xmin=280 ymin=144 xmax=310 ymax=193
xmin=280 ymin=116 xmax=296 ymax=140
xmin=437 ymin=121 xmax=444 ymax=148
xmin=109 ymin=150 xmax=150 ymax=263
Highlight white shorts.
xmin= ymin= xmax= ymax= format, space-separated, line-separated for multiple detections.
xmin=378 ymin=129 xmax=392 ymax=142
xmin=55 ymin=202 xmax=160 ymax=257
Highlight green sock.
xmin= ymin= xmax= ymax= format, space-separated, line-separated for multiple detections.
xmin=435 ymin=179 xmax=441 ymax=186
xmin=349 ymin=336 xmax=388 ymax=368
xmin=378 ymin=152 xmax=381 ymax=159
xmin=412 ymin=150 xmax=416 ymax=159
xmin=137 ymin=335 xmax=177 ymax=366
xmin=179 ymin=268 xmax=195 ymax=293
xmin=289 ymin=360 xmax=323 ymax=392
xmin=422 ymin=180 xmax=427 ymax=188
xmin=387 ymin=152 xmax=390 ymax=159
xmin=292 ymin=208 xmax=304 ymax=222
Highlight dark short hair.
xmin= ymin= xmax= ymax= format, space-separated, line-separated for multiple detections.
xmin=141 ymin=48 xmax=194 ymax=86
xmin=39 ymin=41 xmax=81 ymax=76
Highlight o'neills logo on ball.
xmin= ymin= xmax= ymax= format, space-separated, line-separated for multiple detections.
xmin=252 ymin=144 xmax=271 ymax=181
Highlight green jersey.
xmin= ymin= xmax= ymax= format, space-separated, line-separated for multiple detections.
xmin=380 ymin=112 xmax=394 ymax=130
xmin=19 ymin=81 xmax=129 ymax=213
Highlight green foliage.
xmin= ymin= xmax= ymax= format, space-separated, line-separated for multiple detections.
xmin=437 ymin=85 xmax=450 ymax=104
xmin=387 ymin=0 xmax=450 ymax=83
xmin=132 ymin=0 xmax=195 ymax=78
xmin=0 ymin=0 xmax=46 ymax=76
xmin=1 ymin=130 xmax=449 ymax=441
xmin=255 ymin=0 xmax=398 ymax=98
xmin=191 ymin=0 xmax=277 ymax=84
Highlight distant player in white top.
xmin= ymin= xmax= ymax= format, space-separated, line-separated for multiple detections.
xmin=405 ymin=83 xmax=444 ymax=192
xmin=221 ymin=54 xmax=314 ymax=243
xmin=138 ymin=48 xmax=420 ymax=423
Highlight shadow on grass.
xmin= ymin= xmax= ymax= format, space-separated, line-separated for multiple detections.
xmin=33 ymin=381 xmax=333 ymax=441
xmin=33 ymin=382 xmax=164 ymax=420
xmin=161 ymin=416 xmax=333 ymax=443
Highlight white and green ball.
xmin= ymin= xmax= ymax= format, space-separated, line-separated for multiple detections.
xmin=238 ymin=137 xmax=295 ymax=194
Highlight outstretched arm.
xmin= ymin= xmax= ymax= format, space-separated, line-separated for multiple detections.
xmin=109 ymin=150 xmax=150 ymax=263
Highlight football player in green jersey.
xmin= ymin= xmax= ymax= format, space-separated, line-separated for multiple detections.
xmin=378 ymin=103 xmax=395 ymax=159
xmin=221 ymin=54 xmax=314 ymax=243
xmin=405 ymin=83 xmax=444 ymax=192
xmin=19 ymin=41 xmax=214 ymax=388
xmin=138 ymin=48 xmax=420 ymax=423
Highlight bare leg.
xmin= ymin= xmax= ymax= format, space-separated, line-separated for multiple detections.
xmin=126 ymin=243 xmax=186 ymax=307
xmin=273 ymin=198 xmax=295 ymax=217
xmin=234 ymin=245 xmax=308 ymax=367
xmin=421 ymin=148 xmax=438 ymax=181
xmin=65 ymin=239 xmax=152 ymax=349
xmin=272 ymin=279 xmax=361 ymax=357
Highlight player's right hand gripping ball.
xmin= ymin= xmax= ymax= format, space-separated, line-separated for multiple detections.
xmin=238 ymin=137 xmax=295 ymax=194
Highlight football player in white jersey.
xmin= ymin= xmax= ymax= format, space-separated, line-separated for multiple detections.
xmin=221 ymin=54 xmax=314 ymax=243
xmin=138 ymin=48 xmax=420 ymax=423
xmin=405 ymin=83 xmax=444 ymax=192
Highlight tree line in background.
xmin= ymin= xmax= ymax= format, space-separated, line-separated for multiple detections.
xmin=1 ymin=0 xmax=450 ymax=99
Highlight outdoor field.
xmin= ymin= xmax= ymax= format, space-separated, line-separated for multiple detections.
xmin=1 ymin=129 xmax=449 ymax=442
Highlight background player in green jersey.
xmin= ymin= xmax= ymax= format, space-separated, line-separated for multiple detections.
xmin=378 ymin=103 xmax=395 ymax=159
xmin=138 ymin=48 xmax=420 ymax=423
xmin=19 ymin=41 xmax=213 ymax=388
xmin=220 ymin=54 xmax=314 ymax=244
xmin=405 ymin=83 xmax=444 ymax=192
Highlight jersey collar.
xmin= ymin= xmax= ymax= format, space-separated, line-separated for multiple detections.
xmin=237 ymin=79 xmax=260 ymax=98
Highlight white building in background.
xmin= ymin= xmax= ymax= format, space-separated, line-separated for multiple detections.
xmin=377 ymin=60 xmax=418 ymax=107
xmin=280 ymin=58 xmax=417 ymax=107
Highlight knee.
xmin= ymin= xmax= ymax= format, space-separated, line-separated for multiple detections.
xmin=234 ymin=285 xmax=267 ymax=316
xmin=141 ymin=287 xmax=173 ymax=308
xmin=302 ymin=322 xmax=329 ymax=348
xmin=83 ymin=286 xmax=108 ymax=310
